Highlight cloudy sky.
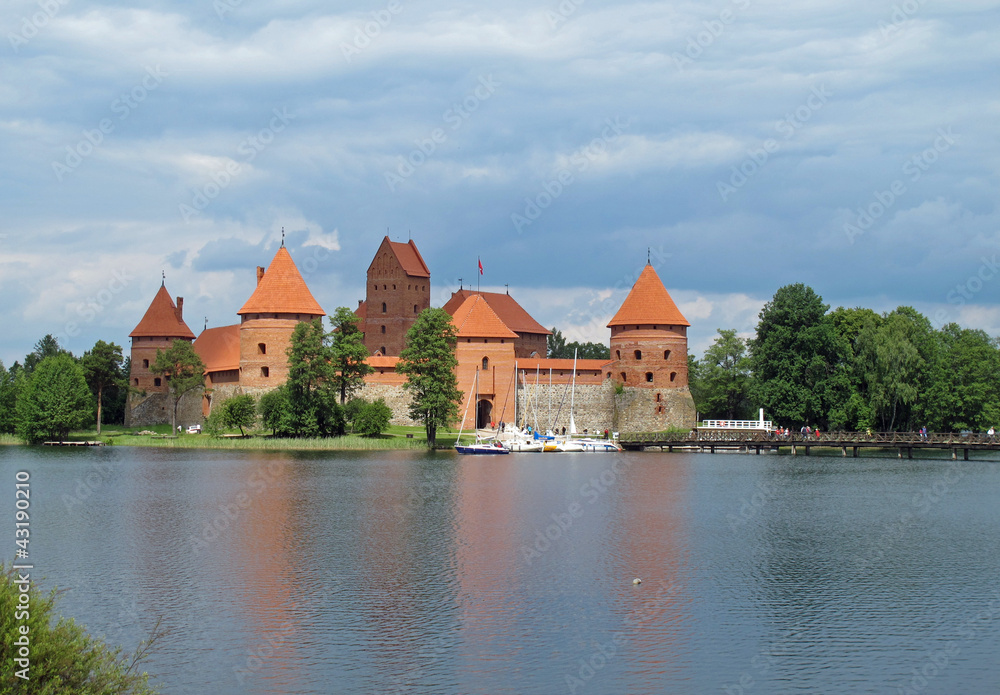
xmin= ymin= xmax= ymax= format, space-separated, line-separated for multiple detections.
xmin=1 ymin=0 xmax=998 ymax=366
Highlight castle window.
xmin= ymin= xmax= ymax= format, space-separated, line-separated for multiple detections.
xmin=635 ymin=350 xmax=642 ymax=360
xmin=258 ymin=343 xmax=266 ymax=355
xmin=154 ymin=377 xmax=162 ymax=387
xmin=467 ymin=338 xmax=471 ymax=343
xmin=383 ymin=285 xmax=387 ymax=290
xmin=382 ymin=302 xmax=387 ymax=313
xmin=620 ymin=372 xmax=627 ymax=382
xmin=606 ymin=372 xmax=611 ymax=379
xmin=380 ymin=347 xmax=386 ymax=355
xmin=645 ymin=372 xmax=653 ymax=383
xmin=422 ymin=285 xmax=425 ymax=291
xmin=261 ymin=367 xmax=269 ymax=378
xmin=134 ymin=378 xmax=139 ymax=386
xmin=656 ymin=393 xmax=662 ymax=402
xmin=408 ymin=284 xmax=411 ymax=290
xmin=670 ymin=372 xmax=677 ymax=382
xmin=664 ymin=350 xmax=671 ymax=360
xmin=381 ymin=325 xmax=386 ymax=334
xmin=482 ymin=357 xmax=489 ymax=371
xmin=414 ymin=305 xmax=418 ymax=313
xmin=143 ymin=359 xmax=149 ymax=368
xmin=615 ymin=350 xmax=620 ymax=360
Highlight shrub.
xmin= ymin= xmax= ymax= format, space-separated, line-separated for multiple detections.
xmin=1 ymin=564 xmax=162 ymax=693
xmin=354 ymin=398 xmax=392 ymax=437
xmin=343 ymin=397 xmax=368 ymax=432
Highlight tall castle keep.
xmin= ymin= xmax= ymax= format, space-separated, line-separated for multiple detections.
xmin=127 ymin=237 xmax=696 ymax=432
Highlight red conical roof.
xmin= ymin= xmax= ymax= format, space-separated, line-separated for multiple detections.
xmin=450 ymin=295 xmax=518 ymax=339
xmin=607 ymin=265 xmax=689 ymax=327
xmin=129 ymin=284 xmax=195 ymax=339
xmin=238 ymin=246 xmax=325 ymax=316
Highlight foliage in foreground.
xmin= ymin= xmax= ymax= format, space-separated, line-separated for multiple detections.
xmin=0 ymin=564 xmax=161 ymax=694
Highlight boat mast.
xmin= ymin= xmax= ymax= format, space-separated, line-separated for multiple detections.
xmin=569 ymin=347 xmax=578 ymax=435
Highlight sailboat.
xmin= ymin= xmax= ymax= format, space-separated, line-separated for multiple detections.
xmin=454 ymin=367 xmax=509 ymax=455
xmin=545 ymin=348 xmax=622 ymax=452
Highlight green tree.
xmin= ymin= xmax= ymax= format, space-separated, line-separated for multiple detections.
xmin=855 ymin=308 xmax=934 ymax=431
xmin=749 ymin=284 xmax=840 ymax=427
xmin=548 ymin=327 xmax=568 ymax=357
xmin=1 ymin=564 xmax=162 ymax=693
xmin=826 ymin=307 xmax=882 ymax=430
xmin=150 ymin=340 xmax=205 ymax=434
xmin=258 ymin=385 xmax=291 ymax=436
xmin=919 ymin=324 xmax=1000 ymax=432
xmin=80 ymin=340 xmax=126 ymax=435
xmin=217 ymin=393 xmax=257 ymax=436
xmin=693 ymin=329 xmax=753 ymax=420
xmin=15 ymin=354 xmax=93 ymax=444
xmin=354 ymin=398 xmax=393 ymax=437
xmin=286 ymin=319 xmax=344 ymax=437
xmin=23 ymin=334 xmax=70 ymax=374
xmin=329 ymin=307 xmax=374 ymax=404
xmin=397 ymin=308 xmax=462 ymax=447
xmin=0 ymin=361 xmax=16 ymax=434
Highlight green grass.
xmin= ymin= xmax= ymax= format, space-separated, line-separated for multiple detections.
xmin=2 ymin=423 xmax=477 ymax=450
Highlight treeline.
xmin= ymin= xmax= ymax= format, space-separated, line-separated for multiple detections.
xmin=689 ymin=283 xmax=1000 ymax=433
xmin=0 ymin=336 xmax=129 ymax=443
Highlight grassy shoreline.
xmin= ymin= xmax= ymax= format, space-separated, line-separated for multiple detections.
xmin=1 ymin=425 xmax=473 ymax=451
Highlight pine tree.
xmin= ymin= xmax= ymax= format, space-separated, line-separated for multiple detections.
xmin=80 ymin=340 xmax=125 ymax=434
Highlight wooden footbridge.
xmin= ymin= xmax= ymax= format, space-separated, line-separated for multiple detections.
xmin=619 ymin=430 xmax=1000 ymax=460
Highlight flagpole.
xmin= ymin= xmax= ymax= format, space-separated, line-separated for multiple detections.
xmin=477 ymin=256 xmax=481 ymax=293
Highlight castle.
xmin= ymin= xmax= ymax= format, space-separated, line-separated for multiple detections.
xmin=126 ymin=237 xmax=696 ymax=433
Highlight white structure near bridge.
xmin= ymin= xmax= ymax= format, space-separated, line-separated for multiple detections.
xmin=700 ymin=409 xmax=773 ymax=431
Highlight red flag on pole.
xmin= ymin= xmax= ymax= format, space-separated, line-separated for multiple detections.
xmin=478 ymin=258 xmax=483 ymax=275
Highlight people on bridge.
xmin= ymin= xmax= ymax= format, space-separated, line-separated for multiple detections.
xmin=989 ymin=426 xmax=995 ymax=442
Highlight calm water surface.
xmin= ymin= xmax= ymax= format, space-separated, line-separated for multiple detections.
xmin=2 ymin=445 xmax=1000 ymax=694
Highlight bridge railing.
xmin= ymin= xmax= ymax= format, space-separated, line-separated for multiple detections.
xmin=700 ymin=420 xmax=773 ymax=430
xmin=619 ymin=430 xmax=998 ymax=445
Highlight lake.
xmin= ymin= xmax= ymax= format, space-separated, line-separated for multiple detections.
xmin=3 ymin=445 xmax=1000 ymax=694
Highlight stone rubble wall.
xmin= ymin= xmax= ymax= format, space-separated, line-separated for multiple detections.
xmin=125 ymin=389 xmax=204 ymax=429
xmin=612 ymin=386 xmax=696 ymax=433
xmin=514 ymin=381 xmax=616 ymax=434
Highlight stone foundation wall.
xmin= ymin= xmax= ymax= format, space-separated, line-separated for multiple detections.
xmin=612 ymin=386 xmax=696 ymax=433
xmin=126 ymin=389 xmax=204 ymax=428
xmin=356 ymin=383 xmax=419 ymax=427
xmin=515 ymin=381 xmax=616 ymax=434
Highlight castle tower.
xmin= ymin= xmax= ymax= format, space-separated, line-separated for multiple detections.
xmin=237 ymin=245 xmax=325 ymax=390
xmin=442 ymin=290 xmax=550 ymax=358
xmin=607 ymin=264 xmax=695 ymax=430
xmin=357 ymin=236 xmax=431 ymax=356
xmin=450 ymin=295 xmax=518 ymax=430
xmin=128 ymin=283 xmax=195 ymax=394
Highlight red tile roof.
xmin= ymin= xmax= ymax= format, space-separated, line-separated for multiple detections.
xmin=370 ymin=236 xmax=430 ymax=278
xmin=367 ymin=355 xmax=400 ymax=369
xmin=607 ymin=265 xmax=690 ymax=327
xmin=450 ymin=295 xmax=518 ymax=339
xmin=129 ymin=285 xmax=196 ymax=339
xmin=442 ymin=290 xmax=551 ymax=336
xmin=238 ymin=246 xmax=325 ymax=316
xmin=516 ymin=358 xmax=611 ymax=371
xmin=193 ymin=324 xmax=240 ymax=372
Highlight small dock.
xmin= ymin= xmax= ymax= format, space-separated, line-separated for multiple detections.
xmin=619 ymin=431 xmax=1000 ymax=460
xmin=42 ymin=440 xmax=105 ymax=447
